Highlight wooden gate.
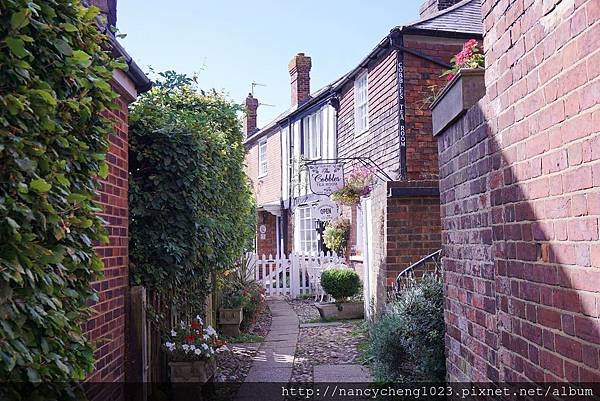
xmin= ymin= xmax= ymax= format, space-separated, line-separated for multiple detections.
xmin=250 ymin=252 xmax=345 ymax=297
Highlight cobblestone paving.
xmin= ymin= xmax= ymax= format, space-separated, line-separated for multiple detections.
xmin=287 ymin=298 xmax=321 ymax=323
xmin=291 ymin=321 xmax=368 ymax=383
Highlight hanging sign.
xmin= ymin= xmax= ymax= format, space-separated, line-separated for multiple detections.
xmin=313 ymin=200 xmax=339 ymax=221
xmin=307 ymin=163 xmax=344 ymax=195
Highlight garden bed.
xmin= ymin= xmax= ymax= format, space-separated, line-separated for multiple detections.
xmin=215 ymin=302 xmax=271 ymax=384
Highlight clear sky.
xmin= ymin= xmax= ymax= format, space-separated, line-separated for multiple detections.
xmin=118 ymin=0 xmax=423 ymax=127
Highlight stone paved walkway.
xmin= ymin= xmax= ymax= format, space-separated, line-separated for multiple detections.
xmin=235 ymin=299 xmax=371 ymax=400
xmin=235 ymin=300 xmax=299 ymax=400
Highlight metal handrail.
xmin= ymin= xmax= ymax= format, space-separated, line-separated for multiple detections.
xmin=390 ymin=249 xmax=442 ymax=299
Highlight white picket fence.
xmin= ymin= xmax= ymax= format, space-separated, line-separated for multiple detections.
xmin=248 ymin=252 xmax=345 ymax=297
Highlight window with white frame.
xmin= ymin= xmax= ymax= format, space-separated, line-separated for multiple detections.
xmin=302 ymin=110 xmax=321 ymax=160
xmin=258 ymin=139 xmax=267 ymax=177
xmin=354 ymin=71 xmax=369 ymax=134
xmin=297 ymin=205 xmax=318 ymax=254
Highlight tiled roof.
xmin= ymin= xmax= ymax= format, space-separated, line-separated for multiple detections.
xmin=404 ymin=0 xmax=483 ymax=35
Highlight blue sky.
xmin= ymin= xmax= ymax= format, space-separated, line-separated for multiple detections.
xmin=118 ymin=0 xmax=423 ymax=126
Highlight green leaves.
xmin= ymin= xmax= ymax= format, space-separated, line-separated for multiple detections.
xmin=129 ymin=71 xmax=255 ymax=327
xmin=5 ymin=36 xmax=29 ymax=58
xmin=10 ymin=9 xmax=31 ymax=30
xmin=68 ymin=50 xmax=91 ymax=67
xmin=1 ymin=0 xmax=115 ymax=386
xmin=29 ymin=178 xmax=51 ymax=193
xmin=53 ymin=39 xmax=73 ymax=56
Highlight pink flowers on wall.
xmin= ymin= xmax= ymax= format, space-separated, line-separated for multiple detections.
xmin=443 ymin=39 xmax=485 ymax=81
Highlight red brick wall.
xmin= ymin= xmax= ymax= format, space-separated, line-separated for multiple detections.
xmin=366 ymin=181 xmax=442 ymax=311
xmin=439 ymin=0 xmax=600 ymax=382
xmin=256 ymin=211 xmax=278 ymax=257
xmin=404 ymin=36 xmax=464 ymax=180
xmin=382 ymin=181 xmax=442 ymax=287
xmin=87 ymin=93 xmax=130 ymax=383
xmin=437 ymin=103 xmax=497 ymax=381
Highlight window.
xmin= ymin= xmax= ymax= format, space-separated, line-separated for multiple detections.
xmin=258 ymin=139 xmax=267 ymax=177
xmin=354 ymin=71 xmax=369 ymax=134
xmin=297 ymin=205 xmax=318 ymax=254
xmin=302 ymin=110 xmax=321 ymax=160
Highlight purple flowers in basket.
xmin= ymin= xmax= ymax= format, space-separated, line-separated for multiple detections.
xmin=330 ymin=167 xmax=377 ymax=206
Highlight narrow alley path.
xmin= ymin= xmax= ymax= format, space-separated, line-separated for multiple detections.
xmin=235 ymin=300 xmax=299 ymax=400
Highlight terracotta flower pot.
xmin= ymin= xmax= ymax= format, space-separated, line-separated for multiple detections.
xmin=218 ymin=307 xmax=243 ymax=336
xmin=169 ymin=358 xmax=216 ymax=383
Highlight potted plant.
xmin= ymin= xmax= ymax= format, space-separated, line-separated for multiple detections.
xmin=323 ymin=218 xmax=350 ymax=255
xmin=431 ymin=39 xmax=485 ymax=135
xmin=330 ymin=167 xmax=376 ymax=206
xmin=219 ymin=287 xmax=244 ymax=336
xmin=165 ymin=316 xmax=226 ymax=383
xmin=315 ymin=267 xmax=364 ymax=319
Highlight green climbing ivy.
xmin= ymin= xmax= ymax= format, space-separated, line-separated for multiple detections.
xmin=0 ymin=0 xmax=123 ymax=386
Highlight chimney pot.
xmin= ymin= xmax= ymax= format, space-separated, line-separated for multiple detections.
xmin=288 ymin=53 xmax=312 ymax=107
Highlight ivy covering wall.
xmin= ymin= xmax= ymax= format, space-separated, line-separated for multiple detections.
xmin=0 ymin=0 xmax=120 ymax=385
xmin=129 ymin=71 xmax=255 ymax=323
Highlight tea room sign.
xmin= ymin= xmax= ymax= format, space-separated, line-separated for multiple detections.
xmin=307 ymin=163 xmax=344 ymax=195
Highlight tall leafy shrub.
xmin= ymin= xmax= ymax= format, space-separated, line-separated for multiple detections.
xmin=0 ymin=0 xmax=120 ymax=383
xmin=129 ymin=71 xmax=255 ymax=323
xmin=368 ymin=274 xmax=446 ymax=382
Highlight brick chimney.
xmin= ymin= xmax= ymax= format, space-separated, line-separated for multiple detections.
xmin=244 ymin=93 xmax=259 ymax=136
xmin=419 ymin=0 xmax=463 ymax=18
xmin=288 ymin=53 xmax=312 ymax=107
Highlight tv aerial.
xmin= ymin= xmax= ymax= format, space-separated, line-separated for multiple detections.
xmin=251 ymin=81 xmax=275 ymax=107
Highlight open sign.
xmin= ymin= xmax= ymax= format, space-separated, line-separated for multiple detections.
xmin=313 ymin=201 xmax=339 ymax=221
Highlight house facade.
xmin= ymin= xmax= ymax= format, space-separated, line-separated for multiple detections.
xmin=245 ymin=53 xmax=338 ymax=258
xmin=337 ymin=0 xmax=483 ymax=312
xmin=245 ymin=0 xmax=482 ymax=311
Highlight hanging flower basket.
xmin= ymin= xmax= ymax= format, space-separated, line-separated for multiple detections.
xmin=165 ymin=316 xmax=227 ymax=383
xmin=330 ymin=167 xmax=376 ymax=206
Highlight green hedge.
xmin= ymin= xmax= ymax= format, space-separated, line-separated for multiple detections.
xmin=0 ymin=0 xmax=121 ymax=383
xmin=368 ymin=274 xmax=446 ymax=382
xmin=129 ymin=71 xmax=255 ymax=324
